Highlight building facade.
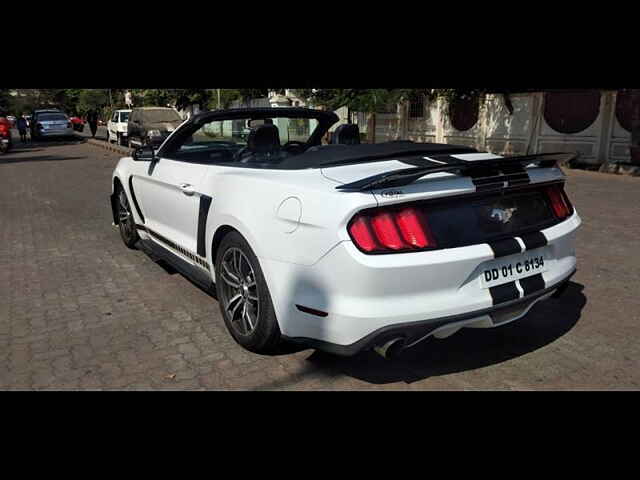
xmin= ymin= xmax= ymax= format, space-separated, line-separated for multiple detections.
xmin=357 ymin=90 xmax=634 ymax=166
xmin=260 ymin=90 xmax=633 ymax=166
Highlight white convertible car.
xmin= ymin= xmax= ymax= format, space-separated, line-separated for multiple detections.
xmin=110 ymin=107 xmax=580 ymax=358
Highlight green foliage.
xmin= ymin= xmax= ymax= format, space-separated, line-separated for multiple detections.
xmin=294 ymin=89 xmax=400 ymax=112
xmin=238 ymin=89 xmax=269 ymax=101
xmin=0 ymin=89 xmax=10 ymax=113
xmin=133 ymin=89 xmax=173 ymax=107
xmin=77 ymin=89 xmax=108 ymax=115
xmin=294 ymin=88 xmax=493 ymax=114
xmin=206 ymin=90 xmax=240 ymax=110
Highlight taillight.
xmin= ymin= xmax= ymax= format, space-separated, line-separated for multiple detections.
xmin=370 ymin=212 xmax=405 ymax=250
xmin=546 ymin=184 xmax=572 ymax=219
xmin=348 ymin=207 xmax=437 ymax=253
xmin=395 ymin=208 xmax=433 ymax=248
xmin=348 ymin=216 xmax=378 ymax=252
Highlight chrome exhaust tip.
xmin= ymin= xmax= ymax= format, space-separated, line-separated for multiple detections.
xmin=373 ymin=337 xmax=405 ymax=360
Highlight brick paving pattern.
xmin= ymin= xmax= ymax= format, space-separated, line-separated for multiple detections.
xmin=1 ymin=136 xmax=639 ymax=390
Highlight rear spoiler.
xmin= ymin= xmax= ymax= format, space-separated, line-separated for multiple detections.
xmin=335 ymin=152 xmax=576 ymax=192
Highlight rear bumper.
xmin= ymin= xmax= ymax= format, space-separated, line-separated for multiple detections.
xmin=38 ymin=128 xmax=75 ymax=137
xmin=262 ymin=210 xmax=581 ymax=355
xmin=283 ymin=269 xmax=575 ymax=356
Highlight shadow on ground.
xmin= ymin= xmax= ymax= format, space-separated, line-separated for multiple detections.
xmin=1 ymin=134 xmax=87 ymax=163
xmin=1 ymin=154 xmax=88 ymax=164
xmin=127 ymin=219 xmax=587 ymax=388
xmin=300 ymin=282 xmax=587 ymax=385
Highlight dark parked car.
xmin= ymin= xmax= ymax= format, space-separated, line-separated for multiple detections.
xmin=127 ymin=107 xmax=183 ymax=148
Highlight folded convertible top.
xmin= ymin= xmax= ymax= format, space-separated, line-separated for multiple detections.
xmin=279 ymin=141 xmax=478 ymax=170
xmin=335 ymin=152 xmax=575 ymax=191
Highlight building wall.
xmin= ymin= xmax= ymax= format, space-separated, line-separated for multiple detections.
xmin=355 ymin=91 xmax=631 ymax=165
xmin=222 ymin=91 xmax=632 ymax=165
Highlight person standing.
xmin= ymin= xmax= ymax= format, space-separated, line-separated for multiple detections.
xmin=17 ymin=114 xmax=28 ymax=143
xmin=87 ymin=109 xmax=99 ymax=138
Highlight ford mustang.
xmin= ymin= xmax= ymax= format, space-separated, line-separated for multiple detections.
xmin=110 ymin=107 xmax=580 ymax=358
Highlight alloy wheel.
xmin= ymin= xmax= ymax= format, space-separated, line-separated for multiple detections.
xmin=118 ymin=190 xmax=135 ymax=240
xmin=219 ymin=247 xmax=259 ymax=336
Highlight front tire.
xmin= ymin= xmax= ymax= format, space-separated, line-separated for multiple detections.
xmin=215 ymin=231 xmax=281 ymax=354
xmin=116 ymin=186 xmax=139 ymax=249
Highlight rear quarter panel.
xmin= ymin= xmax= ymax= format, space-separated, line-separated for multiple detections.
xmin=202 ymin=166 xmax=377 ymax=268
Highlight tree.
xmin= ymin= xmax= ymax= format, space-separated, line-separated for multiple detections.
xmin=295 ymin=89 xmax=415 ymax=142
xmin=0 ymin=89 xmax=10 ymax=112
xmin=76 ymin=89 xmax=108 ymax=115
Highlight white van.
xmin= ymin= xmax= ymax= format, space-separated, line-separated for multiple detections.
xmin=107 ymin=109 xmax=132 ymax=146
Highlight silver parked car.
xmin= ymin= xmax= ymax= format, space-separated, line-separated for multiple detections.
xmin=31 ymin=110 xmax=74 ymax=139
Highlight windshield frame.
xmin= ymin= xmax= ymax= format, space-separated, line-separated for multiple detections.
xmin=157 ymin=107 xmax=338 ymax=160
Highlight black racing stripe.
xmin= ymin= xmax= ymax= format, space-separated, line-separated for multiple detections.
xmin=520 ymin=232 xmax=547 ymax=250
xmin=519 ymin=273 xmax=546 ymax=296
xmin=140 ymin=225 xmax=210 ymax=269
xmin=498 ymin=164 xmax=531 ymax=186
xmin=488 ymin=238 xmax=522 ymax=258
xmin=506 ymin=172 xmax=531 ymax=186
xmin=427 ymin=154 xmax=469 ymax=165
xmin=474 ymin=181 xmax=506 ymax=193
xmin=128 ymin=176 xmax=145 ymax=223
xmin=197 ymin=195 xmax=213 ymax=257
xmin=489 ymin=282 xmax=520 ymax=305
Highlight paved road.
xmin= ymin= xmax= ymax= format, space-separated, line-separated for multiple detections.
xmin=78 ymin=124 xmax=109 ymax=142
xmin=1 ymin=139 xmax=639 ymax=390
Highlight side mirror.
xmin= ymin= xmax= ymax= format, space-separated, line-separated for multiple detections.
xmin=133 ymin=145 xmax=156 ymax=162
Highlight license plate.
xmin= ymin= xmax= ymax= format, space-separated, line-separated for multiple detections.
xmin=1 ymin=139 xmax=8 ymax=144
xmin=480 ymin=251 xmax=548 ymax=288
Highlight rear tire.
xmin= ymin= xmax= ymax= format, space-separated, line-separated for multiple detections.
xmin=215 ymin=231 xmax=281 ymax=354
xmin=116 ymin=185 xmax=139 ymax=249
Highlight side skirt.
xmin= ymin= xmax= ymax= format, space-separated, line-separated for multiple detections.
xmin=140 ymin=239 xmax=214 ymax=293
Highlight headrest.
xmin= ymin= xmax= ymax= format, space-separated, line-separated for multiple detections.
xmin=331 ymin=123 xmax=360 ymax=145
xmin=247 ymin=124 xmax=281 ymax=153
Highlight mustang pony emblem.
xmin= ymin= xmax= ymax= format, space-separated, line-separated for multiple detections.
xmin=489 ymin=207 xmax=517 ymax=224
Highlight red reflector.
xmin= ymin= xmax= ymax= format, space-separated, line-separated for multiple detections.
xmin=370 ymin=212 xmax=406 ymax=250
xmin=547 ymin=186 xmax=570 ymax=219
xmin=395 ymin=208 xmax=433 ymax=248
xmin=348 ymin=215 xmax=378 ymax=252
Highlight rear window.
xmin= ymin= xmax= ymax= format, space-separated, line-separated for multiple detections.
xmin=119 ymin=112 xmax=130 ymax=122
xmin=39 ymin=114 xmax=67 ymax=121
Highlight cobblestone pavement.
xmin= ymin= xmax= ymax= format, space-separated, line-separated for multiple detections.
xmin=1 ymin=138 xmax=639 ymax=390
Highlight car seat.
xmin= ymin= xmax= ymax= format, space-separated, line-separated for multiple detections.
xmin=331 ymin=124 xmax=360 ymax=145
xmin=238 ymin=124 xmax=285 ymax=163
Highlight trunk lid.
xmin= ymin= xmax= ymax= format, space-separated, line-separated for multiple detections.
xmin=322 ymin=152 xmax=573 ymax=253
xmin=321 ymin=152 xmax=543 ymax=206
